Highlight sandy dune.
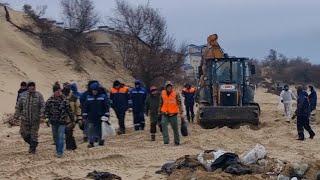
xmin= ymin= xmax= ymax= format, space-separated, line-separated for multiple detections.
xmin=0 ymin=6 xmax=132 ymax=113
xmin=0 ymin=88 xmax=319 ymax=180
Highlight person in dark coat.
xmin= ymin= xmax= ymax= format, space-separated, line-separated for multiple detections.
xmin=146 ymin=86 xmax=161 ymax=141
xmin=82 ymin=82 xmax=110 ymax=148
xmin=16 ymin=81 xmax=27 ymax=103
xmin=130 ymin=80 xmax=147 ymax=131
xmin=110 ymin=80 xmax=130 ymax=135
xmin=294 ymin=86 xmax=315 ymax=141
xmin=182 ymin=83 xmax=196 ymax=123
xmin=80 ymin=80 xmax=99 ymax=142
xmin=308 ymin=85 xmax=317 ymax=112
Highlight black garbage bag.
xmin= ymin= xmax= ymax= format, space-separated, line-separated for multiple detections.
xmin=155 ymin=161 xmax=177 ymax=175
xmin=87 ymin=170 xmax=122 ymax=180
xmin=180 ymin=119 xmax=188 ymax=137
xmin=211 ymin=153 xmax=252 ymax=175
xmin=224 ymin=164 xmax=252 ymax=175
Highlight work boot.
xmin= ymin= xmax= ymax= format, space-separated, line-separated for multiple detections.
xmin=310 ymin=132 xmax=316 ymax=139
xmin=87 ymin=143 xmax=94 ymax=148
xmin=117 ymin=129 xmax=125 ymax=135
xmin=174 ymin=142 xmax=180 ymax=146
xmin=83 ymin=137 xmax=88 ymax=143
xmin=29 ymin=141 xmax=38 ymax=154
xmin=151 ymin=135 xmax=156 ymax=141
xmin=98 ymin=140 xmax=105 ymax=146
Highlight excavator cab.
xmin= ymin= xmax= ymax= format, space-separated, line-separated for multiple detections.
xmin=196 ymin=34 xmax=260 ymax=128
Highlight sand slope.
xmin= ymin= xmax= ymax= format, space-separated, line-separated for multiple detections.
xmin=0 ymin=6 xmax=132 ymax=113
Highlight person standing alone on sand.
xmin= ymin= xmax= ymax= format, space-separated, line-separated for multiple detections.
xmin=14 ymin=81 xmax=45 ymax=154
xmin=159 ymin=81 xmax=184 ymax=145
xmin=280 ymin=84 xmax=296 ymax=121
xmin=294 ymin=86 xmax=315 ymax=141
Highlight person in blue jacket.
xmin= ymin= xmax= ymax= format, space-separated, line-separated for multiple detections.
xmin=130 ymin=80 xmax=147 ymax=131
xmin=294 ymin=86 xmax=315 ymax=141
xmin=80 ymin=80 xmax=100 ymax=142
xmin=110 ymin=80 xmax=130 ymax=135
xmin=82 ymin=82 xmax=110 ymax=148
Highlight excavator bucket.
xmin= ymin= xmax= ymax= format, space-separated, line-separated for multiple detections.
xmin=198 ymin=105 xmax=260 ymax=129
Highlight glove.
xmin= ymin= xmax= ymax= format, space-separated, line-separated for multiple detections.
xmin=45 ymin=119 xmax=50 ymax=127
xmin=67 ymin=122 xmax=75 ymax=129
xmin=101 ymin=116 xmax=109 ymax=122
xmin=281 ymin=100 xmax=283 ymax=103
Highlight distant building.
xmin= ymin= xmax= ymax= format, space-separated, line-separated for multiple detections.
xmin=184 ymin=44 xmax=205 ymax=79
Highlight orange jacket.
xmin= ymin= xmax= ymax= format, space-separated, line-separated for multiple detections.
xmin=160 ymin=90 xmax=181 ymax=115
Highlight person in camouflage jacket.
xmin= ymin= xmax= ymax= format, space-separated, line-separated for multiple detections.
xmin=45 ymin=83 xmax=74 ymax=157
xmin=62 ymin=82 xmax=81 ymax=150
xmin=14 ymin=82 xmax=45 ymax=154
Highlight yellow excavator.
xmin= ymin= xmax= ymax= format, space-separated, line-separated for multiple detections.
xmin=196 ymin=34 xmax=260 ymax=128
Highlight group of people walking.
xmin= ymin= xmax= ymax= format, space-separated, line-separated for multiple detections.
xmin=279 ymin=85 xmax=317 ymax=141
xmin=14 ymin=80 xmax=197 ymax=157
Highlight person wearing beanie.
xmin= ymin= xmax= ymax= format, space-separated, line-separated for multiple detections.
xmin=129 ymin=80 xmax=147 ymax=131
xmin=16 ymin=81 xmax=27 ymax=103
xmin=14 ymin=81 xmax=45 ymax=154
xmin=82 ymin=82 xmax=110 ymax=148
xmin=293 ymin=86 xmax=315 ymax=141
xmin=45 ymin=82 xmax=74 ymax=158
xmin=110 ymin=80 xmax=130 ymax=135
xmin=146 ymin=86 xmax=161 ymax=141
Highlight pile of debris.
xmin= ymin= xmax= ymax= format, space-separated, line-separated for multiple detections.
xmin=157 ymin=144 xmax=320 ymax=180
xmin=2 ymin=113 xmax=20 ymax=127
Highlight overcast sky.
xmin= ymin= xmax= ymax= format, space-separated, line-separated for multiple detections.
xmin=7 ymin=0 xmax=320 ymax=64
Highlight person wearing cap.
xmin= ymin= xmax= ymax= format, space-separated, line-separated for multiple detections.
xmin=15 ymin=81 xmax=45 ymax=154
xmin=293 ymin=86 xmax=315 ymax=141
xmin=62 ymin=82 xmax=81 ymax=150
xmin=110 ymin=80 xmax=130 ymax=135
xmin=159 ymin=81 xmax=183 ymax=145
xmin=82 ymin=82 xmax=110 ymax=148
xmin=45 ymin=82 xmax=74 ymax=157
xmin=16 ymin=81 xmax=27 ymax=103
xmin=182 ymin=83 xmax=197 ymax=123
xmin=129 ymin=80 xmax=147 ymax=131
xmin=279 ymin=84 xmax=296 ymax=121
xmin=146 ymin=86 xmax=161 ymax=141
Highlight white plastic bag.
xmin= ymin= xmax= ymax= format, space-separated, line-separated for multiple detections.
xmin=101 ymin=116 xmax=116 ymax=139
xmin=240 ymin=144 xmax=267 ymax=165
xmin=197 ymin=149 xmax=227 ymax=171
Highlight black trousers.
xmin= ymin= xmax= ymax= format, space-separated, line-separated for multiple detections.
xmin=297 ymin=115 xmax=315 ymax=139
xmin=185 ymin=103 xmax=195 ymax=122
xmin=65 ymin=127 xmax=77 ymax=150
xmin=133 ymin=111 xmax=145 ymax=131
xmin=115 ymin=109 xmax=126 ymax=132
